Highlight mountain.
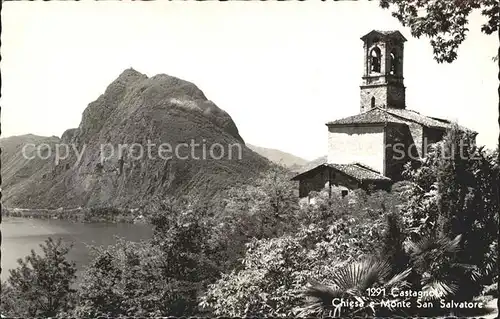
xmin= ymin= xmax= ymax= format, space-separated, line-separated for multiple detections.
xmin=1 ymin=69 xmax=270 ymax=209
xmin=0 ymin=134 xmax=61 ymax=204
xmin=247 ymin=144 xmax=307 ymax=169
xmin=291 ymin=155 xmax=327 ymax=173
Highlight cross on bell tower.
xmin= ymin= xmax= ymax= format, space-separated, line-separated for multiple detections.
xmin=359 ymin=30 xmax=407 ymax=113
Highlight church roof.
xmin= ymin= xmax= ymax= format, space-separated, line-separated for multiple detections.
xmin=326 ymin=107 xmax=408 ymax=126
xmin=291 ymin=162 xmax=391 ymax=182
xmin=385 ymin=108 xmax=451 ymax=129
xmin=326 ymin=107 xmax=455 ymax=130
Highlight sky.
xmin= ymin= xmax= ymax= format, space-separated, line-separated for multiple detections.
xmin=1 ymin=1 xmax=498 ymax=160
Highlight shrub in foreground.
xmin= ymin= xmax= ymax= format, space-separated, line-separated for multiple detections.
xmin=0 ymin=238 xmax=77 ymax=317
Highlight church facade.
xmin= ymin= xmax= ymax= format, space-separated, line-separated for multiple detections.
xmin=292 ymin=30 xmax=468 ymax=198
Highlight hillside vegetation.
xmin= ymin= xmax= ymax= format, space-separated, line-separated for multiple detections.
xmin=2 ymin=128 xmax=498 ymax=318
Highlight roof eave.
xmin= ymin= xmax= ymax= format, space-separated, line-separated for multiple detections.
xmin=326 ymin=122 xmax=407 ymax=127
xmin=291 ymin=163 xmax=392 ymax=183
xmin=290 ymin=163 xmax=328 ymax=181
xmin=360 ymin=178 xmax=392 ymax=182
xmin=427 ymin=125 xmax=450 ymax=130
xmin=392 ymin=31 xmax=407 ymax=42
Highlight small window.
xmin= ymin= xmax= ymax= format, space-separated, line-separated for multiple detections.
xmin=389 ymin=52 xmax=397 ymax=75
xmin=370 ymin=47 xmax=381 ymax=73
xmin=371 ymin=96 xmax=376 ymax=109
xmin=341 ymin=190 xmax=348 ymax=198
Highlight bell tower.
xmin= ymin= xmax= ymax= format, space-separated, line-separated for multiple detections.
xmin=360 ymin=30 xmax=407 ymax=113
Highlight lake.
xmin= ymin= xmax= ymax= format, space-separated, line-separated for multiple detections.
xmin=1 ymin=217 xmax=153 ymax=282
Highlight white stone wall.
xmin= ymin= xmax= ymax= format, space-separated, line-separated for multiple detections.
xmin=327 ymin=126 xmax=385 ymax=174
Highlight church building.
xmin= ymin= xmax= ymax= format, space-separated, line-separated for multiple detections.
xmin=292 ymin=30 xmax=469 ymax=198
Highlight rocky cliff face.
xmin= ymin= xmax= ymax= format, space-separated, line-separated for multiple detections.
xmin=1 ymin=69 xmax=269 ymax=209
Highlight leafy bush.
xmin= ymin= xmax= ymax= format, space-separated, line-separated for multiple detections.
xmin=5 ymin=145 xmax=496 ymax=318
xmin=402 ymin=126 xmax=499 ymax=299
xmin=297 ymin=259 xmax=411 ymax=317
xmin=378 ymin=212 xmax=409 ymax=275
xmin=75 ymin=199 xmax=220 ymax=317
xmin=201 ymin=198 xmax=388 ymax=317
xmin=406 ymin=234 xmax=476 ymax=301
xmin=201 ymin=235 xmax=313 ymax=317
xmin=216 ymin=165 xmax=299 ymax=236
xmin=205 ymin=165 xmax=301 ymax=271
xmin=76 ymin=239 xmax=195 ymax=317
xmin=0 ymin=238 xmax=77 ymax=317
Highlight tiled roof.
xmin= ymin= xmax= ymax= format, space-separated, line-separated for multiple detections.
xmin=332 ymin=163 xmax=391 ymax=181
xmin=385 ymin=108 xmax=451 ymax=129
xmin=351 ymin=162 xmax=380 ymax=173
xmin=326 ymin=107 xmax=465 ymax=131
xmin=326 ymin=107 xmax=408 ymax=126
xmin=292 ymin=162 xmax=391 ymax=182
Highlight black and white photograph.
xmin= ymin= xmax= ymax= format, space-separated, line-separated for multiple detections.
xmin=0 ymin=0 xmax=498 ymax=317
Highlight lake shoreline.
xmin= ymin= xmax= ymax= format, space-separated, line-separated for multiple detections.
xmin=2 ymin=217 xmax=154 ymax=283
xmin=2 ymin=207 xmax=147 ymax=224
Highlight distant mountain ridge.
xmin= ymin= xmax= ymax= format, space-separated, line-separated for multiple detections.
xmin=294 ymin=155 xmax=327 ymax=173
xmin=1 ymin=69 xmax=270 ymax=209
xmin=245 ymin=143 xmax=328 ymax=174
xmin=247 ymin=144 xmax=307 ymax=169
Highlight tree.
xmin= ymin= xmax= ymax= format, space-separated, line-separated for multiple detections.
xmin=402 ymin=126 xmax=499 ymax=299
xmin=297 ymin=260 xmax=411 ymax=318
xmin=76 ymin=239 xmax=192 ymax=317
xmin=380 ymin=0 xmax=500 ymax=184
xmin=200 ymin=235 xmax=316 ymax=317
xmin=405 ymin=234 xmax=478 ymax=302
xmin=378 ymin=212 xmax=409 ymax=275
xmin=380 ymin=0 xmax=498 ymax=63
xmin=218 ymin=165 xmax=299 ymax=239
xmin=1 ymin=238 xmax=77 ymax=317
xmin=200 ymin=196 xmax=388 ymax=317
xmin=76 ymin=199 xmax=221 ymax=317
xmin=204 ymin=165 xmax=300 ymax=271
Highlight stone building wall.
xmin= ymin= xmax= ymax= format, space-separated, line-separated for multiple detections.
xmin=407 ymin=122 xmax=424 ymax=159
xmin=360 ymin=85 xmax=388 ymax=113
xmin=298 ymin=168 xmax=329 ymax=198
xmin=422 ymin=127 xmax=446 ymax=157
xmin=328 ymin=125 xmax=385 ymax=174
xmin=386 ymin=84 xmax=406 ymax=109
xmin=360 ymin=84 xmax=405 ymax=112
xmin=360 ymin=32 xmax=406 ymax=113
xmin=385 ymin=124 xmax=415 ymax=181
xmin=297 ymin=166 xmax=360 ymax=198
